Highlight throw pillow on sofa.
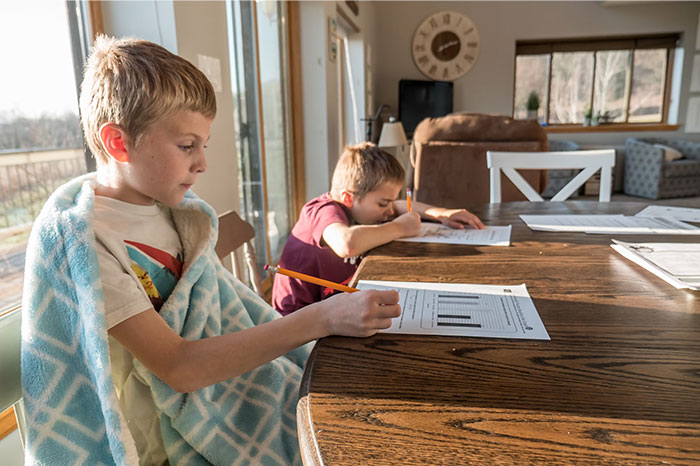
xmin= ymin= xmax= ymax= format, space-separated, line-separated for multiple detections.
xmin=654 ymin=144 xmax=684 ymax=162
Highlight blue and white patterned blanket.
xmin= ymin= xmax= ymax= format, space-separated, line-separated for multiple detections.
xmin=21 ymin=174 xmax=309 ymax=465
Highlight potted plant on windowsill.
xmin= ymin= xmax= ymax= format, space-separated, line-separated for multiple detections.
xmin=583 ymin=106 xmax=592 ymax=126
xmin=526 ymin=91 xmax=540 ymax=121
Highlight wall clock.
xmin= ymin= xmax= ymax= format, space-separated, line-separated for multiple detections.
xmin=411 ymin=11 xmax=480 ymax=81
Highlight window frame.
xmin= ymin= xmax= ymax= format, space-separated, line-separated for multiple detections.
xmin=513 ymin=33 xmax=680 ymax=131
xmin=228 ymin=0 xmax=301 ymax=296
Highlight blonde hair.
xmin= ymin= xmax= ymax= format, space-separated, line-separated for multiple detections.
xmin=330 ymin=142 xmax=405 ymax=199
xmin=79 ymin=36 xmax=217 ymax=164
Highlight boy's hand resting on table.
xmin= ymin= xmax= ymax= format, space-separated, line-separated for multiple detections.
xmin=321 ymin=289 xmax=401 ymax=338
xmin=427 ymin=207 xmax=486 ymax=230
xmin=391 ymin=211 xmax=422 ymax=237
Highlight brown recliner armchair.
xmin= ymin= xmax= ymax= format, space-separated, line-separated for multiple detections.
xmin=409 ymin=113 xmax=548 ymax=207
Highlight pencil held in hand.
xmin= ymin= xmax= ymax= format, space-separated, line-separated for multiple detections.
xmin=406 ymin=188 xmax=412 ymax=212
xmin=265 ymin=264 xmax=359 ymax=293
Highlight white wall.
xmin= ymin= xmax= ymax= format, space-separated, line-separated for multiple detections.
xmin=299 ymin=1 xmax=334 ymax=200
xmin=299 ymin=1 xmax=379 ymax=200
xmin=172 ymin=1 xmax=240 ymax=215
xmin=371 ymin=1 xmax=700 ymax=146
xmin=101 ymin=1 xmax=178 ymax=53
xmin=101 ymin=1 xmax=240 ymax=215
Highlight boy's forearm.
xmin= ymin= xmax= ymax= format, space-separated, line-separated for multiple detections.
xmin=343 ymin=222 xmax=403 ymax=256
xmin=174 ymin=303 xmax=328 ymax=392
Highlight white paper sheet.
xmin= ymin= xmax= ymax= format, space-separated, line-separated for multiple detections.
xmin=396 ymin=224 xmax=511 ymax=246
xmin=519 ymin=214 xmax=700 ymax=235
xmin=356 ymin=280 xmax=550 ymax=340
xmin=611 ymin=240 xmax=700 ymax=290
xmin=635 ymin=206 xmax=700 ymax=224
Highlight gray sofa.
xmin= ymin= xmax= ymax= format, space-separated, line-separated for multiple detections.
xmin=624 ymin=138 xmax=700 ymax=199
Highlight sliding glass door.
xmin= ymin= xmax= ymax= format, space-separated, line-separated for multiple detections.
xmin=228 ymin=0 xmax=295 ymax=287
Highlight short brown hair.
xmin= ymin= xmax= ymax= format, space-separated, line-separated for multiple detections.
xmin=330 ymin=143 xmax=405 ymax=199
xmin=79 ymin=36 xmax=217 ymax=164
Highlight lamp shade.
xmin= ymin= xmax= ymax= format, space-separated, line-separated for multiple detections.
xmin=378 ymin=117 xmax=408 ymax=147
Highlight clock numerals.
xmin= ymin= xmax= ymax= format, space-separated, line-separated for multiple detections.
xmin=419 ymin=29 xmax=429 ymax=39
xmin=463 ymin=54 xmax=475 ymax=64
xmin=462 ymin=27 xmax=474 ymax=36
xmin=442 ymin=13 xmax=451 ymax=25
xmin=429 ymin=18 xmax=438 ymax=29
xmin=428 ymin=65 xmax=437 ymax=76
xmin=467 ymin=41 xmax=479 ymax=49
xmin=417 ymin=55 xmax=430 ymax=66
xmin=455 ymin=63 xmax=463 ymax=74
xmin=414 ymin=44 xmax=425 ymax=53
xmin=443 ymin=67 xmax=449 ymax=79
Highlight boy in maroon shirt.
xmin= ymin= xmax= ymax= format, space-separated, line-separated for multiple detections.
xmin=272 ymin=142 xmax=485 ymax=315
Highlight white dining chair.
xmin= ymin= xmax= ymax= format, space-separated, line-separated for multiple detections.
xmin=487 ymin=149 xmax=616 ymax=203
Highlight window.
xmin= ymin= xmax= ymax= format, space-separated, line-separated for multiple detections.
xmin=228 ymin=0 xmax=296 ymax=288
xmin=0 ymin=1 xmax=91 ymax=314
xmin=513 ymin=34 xmax=679 ymax=127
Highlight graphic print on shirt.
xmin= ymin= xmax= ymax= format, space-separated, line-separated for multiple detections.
xmin=125 ymin=240 xmax=183 ymax=311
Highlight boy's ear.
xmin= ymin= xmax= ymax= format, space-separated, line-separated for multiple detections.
xmin=339 ymin=190 xmax=354 ymax=208
xmin=99 ymin=123 xmax=130 ymax=163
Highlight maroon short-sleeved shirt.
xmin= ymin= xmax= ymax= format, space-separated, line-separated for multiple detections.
xmin=272 ymin=193 xmax=361 ymax=315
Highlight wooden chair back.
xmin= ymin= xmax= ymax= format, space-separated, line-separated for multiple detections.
xmin=215 ymin=210 xmax=263 ymax=297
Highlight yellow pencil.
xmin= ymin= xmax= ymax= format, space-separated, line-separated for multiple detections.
xmin=406 ymin=187 xmax=412 ymax=212
xmin=265 ymin=264 xmax=359 ymax=293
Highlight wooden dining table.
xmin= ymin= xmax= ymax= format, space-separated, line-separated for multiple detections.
xmin=296 ymin=201 xmax=700 ymax=465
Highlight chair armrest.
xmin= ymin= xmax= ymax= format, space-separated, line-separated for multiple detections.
xmin=625 ymin=139 xmax=664 ymax=166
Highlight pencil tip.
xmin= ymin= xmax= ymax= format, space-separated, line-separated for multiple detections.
xmin=264 ymin=264 xmax=269 ymax=270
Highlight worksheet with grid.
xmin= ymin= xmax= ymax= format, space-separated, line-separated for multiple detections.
xmin=357 ymin=280 xmax=550 ymax=340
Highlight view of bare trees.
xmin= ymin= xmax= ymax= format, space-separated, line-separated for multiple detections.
xmin=630 ymin=49 xmax=666 ymax=122
xmin=594 ymin=50 xmax=630 ymax=122
xmin=514 ymin=47 xmax=668 ymax=125
xmin=550 ymin=52 xmax=593 ymax=124
xmin=0 ymin=111 xmax=83 ymax=151
xmin=0 ymin=111 xmax=85 ymax=311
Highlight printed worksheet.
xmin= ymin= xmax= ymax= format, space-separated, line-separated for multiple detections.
xmin=634 ymin=206 xmax=700 ymax=224
xmin=356 ymin=280 xmax=550 ymax=340
xmin=519 ymin=214 xmax=700 ymax=235
xmin=396 ymin=224 xmax=511 ymax=246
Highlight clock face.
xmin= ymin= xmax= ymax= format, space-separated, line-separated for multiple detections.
xmin=412 ymin=11 xmax=480 ymax=81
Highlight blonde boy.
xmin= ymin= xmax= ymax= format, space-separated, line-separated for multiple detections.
xmin=272 ymin=142 xmax=484 ymax=315
xmin=21 ymin=37 xmax=398 ymax=466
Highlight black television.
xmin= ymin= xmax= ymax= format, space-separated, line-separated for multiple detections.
xmin=398 ymin=79 xmax=453 ymax=138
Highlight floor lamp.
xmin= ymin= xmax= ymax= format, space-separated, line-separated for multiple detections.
xmin=378 ymin=116 xmax=410 ymax=185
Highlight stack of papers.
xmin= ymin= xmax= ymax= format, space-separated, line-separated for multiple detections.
xmin=397 ymin=223 xmax=512 ymax=246
xmin=519 ymin=214 xmax=700 ymax=235
xmin=611 ymin=240 xmax=700 ymax=290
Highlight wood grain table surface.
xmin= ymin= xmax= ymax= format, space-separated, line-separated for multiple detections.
xmin=297 ymin=202 xmax=700 ymax=465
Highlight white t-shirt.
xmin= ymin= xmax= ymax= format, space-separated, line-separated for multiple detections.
xmin=93 ymin=195 xmax=183 ymax=466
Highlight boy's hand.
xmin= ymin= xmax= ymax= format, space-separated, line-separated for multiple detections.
xmin=430 ymin=208 xmax=486 ymax=230
xmin=323 ymin=289 xmax=401 ymax=337
xmin=391 ymin=211 xmax=421 ymax=237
